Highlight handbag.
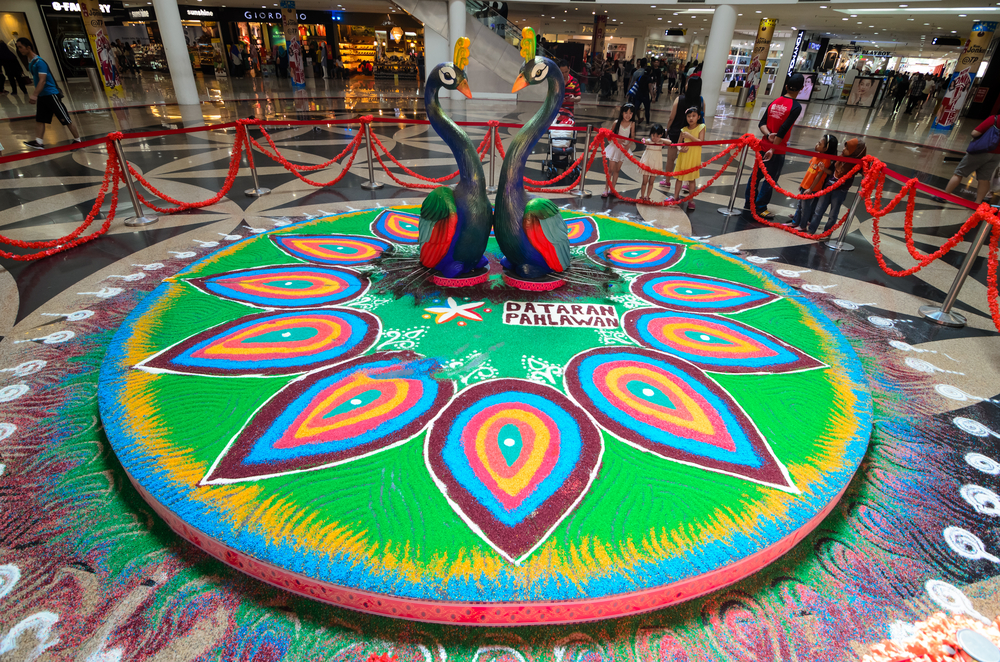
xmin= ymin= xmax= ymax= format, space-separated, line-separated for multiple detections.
xmin=968 ymin=116 xmax=999 ymax=154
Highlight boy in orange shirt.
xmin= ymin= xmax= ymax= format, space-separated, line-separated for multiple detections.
xmin=788 ymin=134 xmax=838 ymax=231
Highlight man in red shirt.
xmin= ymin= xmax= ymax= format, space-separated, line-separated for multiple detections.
xmin=935 ymin=114 xmax=1000 ymax=205
xmin=745 ymin=73 xmax=804 ymax=219
xmin=560 ymin=60 xmax=582 ymax=118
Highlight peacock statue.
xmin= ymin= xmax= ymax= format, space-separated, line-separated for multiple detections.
xmin=416 ymin=37 xmax=493 ymax=286
xmin=492 ymin=28 xmax=572 ymax=290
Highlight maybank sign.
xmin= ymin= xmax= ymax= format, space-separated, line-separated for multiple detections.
xmin=51 ymin=2 xmax=111 ymax=12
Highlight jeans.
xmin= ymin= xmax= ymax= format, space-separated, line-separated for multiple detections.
xmin=808 ymin=186 xmax=849 ymax=234
xmin=635 ymin=95 xmax=651 ymax=122
xmin=745 ymin=152 xmax=785 ymax=212
xmin=792 ymin=190 xmax=819 ymax=229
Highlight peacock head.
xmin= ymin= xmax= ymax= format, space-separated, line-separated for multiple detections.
xmin=512 ymin=28 xmax=560 ymax=92
xmin=433 ymin=37 xmax=472 ymax=98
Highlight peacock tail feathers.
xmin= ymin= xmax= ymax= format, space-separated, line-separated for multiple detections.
xmin=524 ymin=197 xmax=560 ymax=220
xmin=418 ymin=186 xmax=459 ymax=270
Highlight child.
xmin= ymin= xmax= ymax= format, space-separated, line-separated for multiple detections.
xmin=638 ymin=123 xmax=668 ymax=202
xmin=673 ymin=107 xmax=705 ymax=211
xmin=602 ymin=103 xmax=635 ymax=198
xmin=807 ymin=138 xmax=867 ymax=234
xmin=788 ymin=134 xmax=838 ymax=231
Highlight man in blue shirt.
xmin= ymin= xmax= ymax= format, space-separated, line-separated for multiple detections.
xmin=16 ymin=38 xmax=81 ymax=149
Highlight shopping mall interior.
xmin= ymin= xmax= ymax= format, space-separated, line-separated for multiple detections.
xmin=0 ymin=0 xmax=998 ymax=659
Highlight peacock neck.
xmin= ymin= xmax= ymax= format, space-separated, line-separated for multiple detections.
xmin=503 ymin=72 xmax=565 ymax=187
xmin=425 ymin=82 xmax=485 ymax=190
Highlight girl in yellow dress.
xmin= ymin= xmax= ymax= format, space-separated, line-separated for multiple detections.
xmin=673 ymin=107 xmax=706 ymax=211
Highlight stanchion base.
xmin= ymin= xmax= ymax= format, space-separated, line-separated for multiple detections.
xmin=574 ymin=189 xmax=593 ymax=198
xmin=124 ymin=216 xmax=158 ymax=227
xmin=824 ymin=240 xmax=855 ymax=252
xmin=486 ymin=186 xmax=498 ymax=194
xmin=919 ymin=305 xmax=967 ymax=328
xmin=718 ymin=208 xmax=742 ymax=216
xmin=245 ymin=187 xmax=271 ymax=197
xmin=361 ymin=182 xmax=385 ymax=191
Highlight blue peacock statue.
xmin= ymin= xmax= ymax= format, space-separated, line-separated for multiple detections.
xmin=416 ymin=37 xmax=493 ymax=286
xmin=492 ymin=28 xmax=572 ymax=291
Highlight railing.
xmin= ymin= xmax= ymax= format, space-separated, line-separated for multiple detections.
xmin=0 ymin=116 xmax=996 ymax=332
xmin=466 ymin=0 xmax=555 ymax=59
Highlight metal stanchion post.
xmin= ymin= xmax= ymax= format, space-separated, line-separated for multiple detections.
xmin=243 ymin=125 xmax=271 ymax=198
xmin=919 ymin=220 xmax=992 ymax=328
xmin=718 ymin=144 xmax=748 ymax=216
xmin=824 ymin=186 xmax=864 ymax=252
xmin=114 ymin=138 xmax=157 ymax=228
xmin=360 ymin=122 xmax=384 ymax=191
xmin=573 ymin=125 xmax=592 ymax=198
xmin=487 ymin=127 xmax=498 ymax=194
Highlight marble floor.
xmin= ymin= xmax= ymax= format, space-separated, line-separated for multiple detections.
xmin=0 ymin=74 xmax=998 ymax=661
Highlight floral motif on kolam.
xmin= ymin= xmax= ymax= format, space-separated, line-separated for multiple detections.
xmin=622 ymin=309 xmax=826 ymax=375
xmin=564 ymin=346 xmax=796 ymax=491
xmin=273 ymin=234 xmax=392 ymax=266
xmin=203 ymin=352 xmax=455 ymax=484
xmin=585 ymin=240 xmax=685 ymax=272
xmin=631 ymin=272 xmax=780 ymax=313
xmin=136 ymin=309 xmax=380 ymax=377
xmin=564 ymin=216 xmax=599 ymax=246
xmin=371 ymin=209 xmax=420 ymax=244
xmin=425 ymin=379 xmax=603 ymax=563
xmin=186 ymin=265 xmax=368 ymax=308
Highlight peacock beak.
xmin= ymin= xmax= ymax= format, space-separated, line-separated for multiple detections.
xmin=456 ymin=79 xmax=472 ymax=98
xmin=512 ymin=73 xmax=528 ymax=93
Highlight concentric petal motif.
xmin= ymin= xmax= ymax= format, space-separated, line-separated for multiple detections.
xmin=585 ymin=240 xmax=685 ymax=272
xmin=187 ymin=265 xmax=368 ymax=308
xmin=272 ymin=234 xmax=391 ymax=266
xmin=564 ymin=347 xmax=795 ymax=491
xmin=623 ymin=309 xmax=825 ymax=374
xmin=426 ymin=379 xmax=603 ymax=563
xmin=631 ymin=273 xmax=779 ymax=313
xmin=202 ymin=352 xmax=455 ymax=484
xmin=136 ymin=309 xmax=380 ymax=377
xmin=565 ymin=216 xmax=599 ymax=246
xmin=371 ymin=210 xmax=420 ymax=244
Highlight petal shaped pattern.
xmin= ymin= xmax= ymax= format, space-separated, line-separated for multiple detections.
xmin=585 ymin=240 xmax=685 ymax=272
xmin=202 ymin=352 xmax=455 ymax=484
xmin=426 ymin=379 xmax=603 ymax=563
xmin=623 ymin=309 xmax=825 ymax=374
xmin=371 ymin=210 xmax=420 ymax=244
xmin=273 ymin=234 xmax=392 ymax=266
xmin=564 ymin=216 xmax=599 ymax=246
xmin=137 ymin=309 xmax=380 ymax=377
xmin=564 ymin=347 xmax=796 ymax=492
xmin=631 ymin=273 xmax=779 ymax=313
xmin=187 ymin=265 xmax=369 ymax=309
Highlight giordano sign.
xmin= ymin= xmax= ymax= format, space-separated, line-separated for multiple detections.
xmin=177 ymin=6 xmax=327 ymax=22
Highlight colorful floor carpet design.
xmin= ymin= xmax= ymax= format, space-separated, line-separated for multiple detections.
xmin=95 ymin=207 xmax=871 ymax=625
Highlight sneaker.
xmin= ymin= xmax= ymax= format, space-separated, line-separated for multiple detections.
xmin=24 ymin=139 xmax=43 ymax=149
xmin=687 ymin=200 xmax=696 ymax=211
xmin=930 ymin=195 xmax=946 ymax=203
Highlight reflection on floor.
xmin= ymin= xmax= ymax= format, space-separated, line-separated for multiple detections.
xmin=0 ymin=86 xmax=998 ymax=661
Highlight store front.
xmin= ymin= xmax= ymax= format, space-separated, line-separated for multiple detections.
xmin=336 ymin=13 xmax=422 ymax=78
xmin=36 ymin=0 xmax=119 ymax=79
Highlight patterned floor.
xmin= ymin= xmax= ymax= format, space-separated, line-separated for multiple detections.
xmin=0 ymin=80 xmax=998 ymax=661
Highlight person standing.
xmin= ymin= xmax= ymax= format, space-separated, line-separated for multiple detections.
xmin=320 ymin=41 xmax=328 ymax=79
xmin=904 ymin=73 xmax=923 ymax=114
xmin=0 ymin=42 xmax=27 ymax=95
xmin=17 ymin=38 xmax=81 ymax=149
xmin=934 ymin=113 xmax=1000 ymax=206
xmin=559 ymin=60 xmax=581 ymax=119
xmin=631 ymin=60 xmax=653 ymax=126
xmin=744 ymin=73 xmax=804 ymax=219
xmin=650 ymin=59 xmax=664 ymax=102
xmin=890 ymin=73 xmax=908 ymax=115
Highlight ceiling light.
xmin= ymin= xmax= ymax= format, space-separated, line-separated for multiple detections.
xmin=952 ymin=29 xmax=957 ymax=31
xmin=907 ymin=17 xmax=914 ymax=20
xmin=738 ymin=13 xmax=742 ymax=15
xmin=820 ymin=4 xmax=827 ymax=7
xmin=756 ymin=10 xmax=761 ymax=12
xmin=658 ymin=17 xmax=662 ymax=20
xmin=869 ymin=24 xmax=874 ymax=27
xmin=842 ymin=17 xmax=849 ymax=20
xmin=851 ymin=14 xmax=857 ymax=17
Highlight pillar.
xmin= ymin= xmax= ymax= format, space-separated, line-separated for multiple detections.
xmin=152 ymin=0 xmax=200 ymax=106
xmin=700 ymin=4 xmax=737 ymax=122
xmin=765 ymin=39 xmax=794 ymax=103
xmin=448 ymin=0 xmax=466 ymax=101
xmin=424 ymin=28 xmax=449 ymax=93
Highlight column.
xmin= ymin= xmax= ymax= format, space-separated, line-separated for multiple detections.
xmin=448 ymin=0 xmax=466 ymax=101
xmin=424 ymin=28 xmax=449 ymax=92
xmin=152 ymin=0 xmax=200 ymax=106
xmin=700 ymin=4 xmax=737 ymax=123
xmin=764 ymin=39 xmax=794 ymax=103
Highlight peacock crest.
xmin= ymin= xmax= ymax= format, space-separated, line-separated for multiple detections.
xmin=520 ymin=28 xmax=536 ymax=62
xmin=454 ymin=37 xmax=470 ymax=70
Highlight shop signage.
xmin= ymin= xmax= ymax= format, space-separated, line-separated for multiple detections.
xmin=859 ymin=50 xmax=891 ymax=57
xmin=787 ymin=29 xmax=805 ymax=77
xmin=242 ymin=10 xmax=308 ymax=21
xmin=128 ymin=9 xmax=149 ymax=18
xmin=51 ymin=2 xmax=111 ymax=12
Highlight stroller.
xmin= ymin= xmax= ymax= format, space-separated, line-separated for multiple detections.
xmin=540 ymin=110 xmax=581 ymax=183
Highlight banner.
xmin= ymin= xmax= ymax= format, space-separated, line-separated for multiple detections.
xmin=934 ymin=20 xmax=997 ymax=131
xmin=281 ymin=0 xmax=305 ymax=88
xmin=745 ymin=18 xmax=777 ymax=111
xmin=78 ymin=0 xmax=124 ymax=100
xmin=593 ymin=15 xmax=607 ymax=64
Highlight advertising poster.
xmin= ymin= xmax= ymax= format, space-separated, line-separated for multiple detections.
xmin=846 ymin=76 xmax=882 ymax=107
xmin=593 ymin=15 xmax=607 ymax=64
xmin=78 ymin=0 xmax=125 ymax=100
xmin=745 ymin=18 xmax=777 ymax=111
xmin=281 ymin=0 xmax=305 ymax=88
xmin=795 ymin=72 xmax=816 ymax=102
xmin=934 ymin=21 xmax=997 ymax=130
